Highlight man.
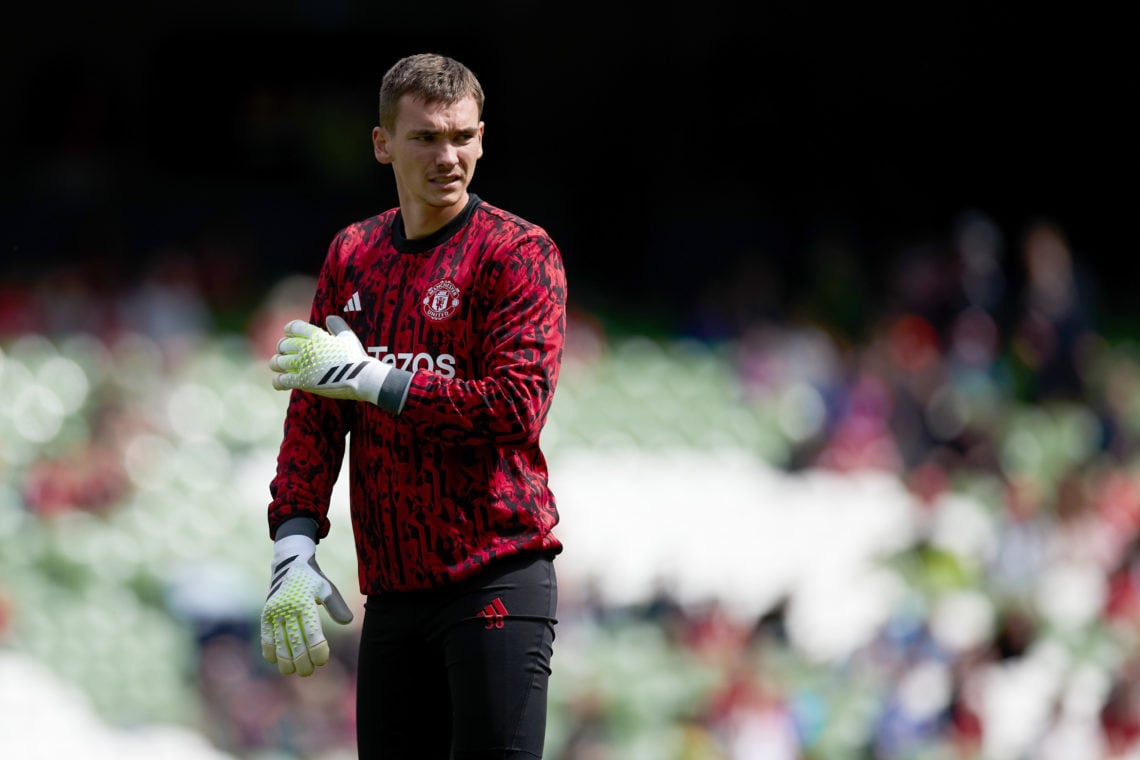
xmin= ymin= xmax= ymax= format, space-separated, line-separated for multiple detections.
xmin=260 ymin=52 xmax=566 ymax=759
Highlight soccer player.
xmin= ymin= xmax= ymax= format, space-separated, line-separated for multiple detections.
xmin=260 ymin=53 xmax=566 ymax=759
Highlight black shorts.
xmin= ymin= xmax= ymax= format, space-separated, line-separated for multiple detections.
xmin=356 ymin=553 xmax=558 ymax=759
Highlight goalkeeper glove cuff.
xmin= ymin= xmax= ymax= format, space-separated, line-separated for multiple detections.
xmin=376 ymin=365 xmax=413 ymax=414
xmin=274 ymin=516 xmax=319 ymax=541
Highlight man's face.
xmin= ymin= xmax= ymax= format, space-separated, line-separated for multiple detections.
xmin=372 ymin=94 xmax=484 ymax=214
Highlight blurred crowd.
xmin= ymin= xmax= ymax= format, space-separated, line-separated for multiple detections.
xmin=547 ymin=210 xmax=1140 ymax=759
xmin=3 ymin=207 xmax=1140 ymax=759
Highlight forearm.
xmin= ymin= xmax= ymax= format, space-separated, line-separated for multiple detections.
xmin=268 ymin=393 xmax=347 ymax=539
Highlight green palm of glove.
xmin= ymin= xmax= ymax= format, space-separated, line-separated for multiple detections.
xmin=260 ymin=535 xmax=354 ymax=677
xmin=269 ymin=315 xmax=390 ymax=402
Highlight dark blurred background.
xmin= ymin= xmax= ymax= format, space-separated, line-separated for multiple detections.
xmin=4 ymin=2 xmax=1136 ymax=337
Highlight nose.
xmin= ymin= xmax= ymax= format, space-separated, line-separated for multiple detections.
xmin=435 ymin=141 xmax=459 ymax=167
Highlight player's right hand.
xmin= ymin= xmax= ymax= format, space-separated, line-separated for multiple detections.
xmin=260 ymin=534 xmax=354 ymax=677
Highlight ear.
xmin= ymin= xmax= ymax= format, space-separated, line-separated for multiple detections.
xmin=475 ymin=121 xmax=485 ymax=160
xmin=372 ymin=126 xmax=392 ymax=165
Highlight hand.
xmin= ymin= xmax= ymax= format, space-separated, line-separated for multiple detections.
xmin=260 ymin=534 xmax=354 ymax=677
xmin=269 ymin=315 xmax=391 ymax=403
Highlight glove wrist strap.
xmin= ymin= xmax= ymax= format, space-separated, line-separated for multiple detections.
xmin=375 ymin=367 xmax=413 ymax=414
xmin=275 ymin=516 xmax=319 ymax=541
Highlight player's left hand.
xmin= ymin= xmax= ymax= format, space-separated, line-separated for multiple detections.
xmin=269 ymin=315 xmax=391 ymax=403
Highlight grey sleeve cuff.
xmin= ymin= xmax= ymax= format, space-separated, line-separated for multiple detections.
xmin=275 ymin=517 xmax=319 ymax=542
xmin=376 ymin=367 xmax=413 ymax=415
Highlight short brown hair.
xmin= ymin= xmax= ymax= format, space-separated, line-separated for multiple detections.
xmin=378 ymin=53 xmax=485 ymax=131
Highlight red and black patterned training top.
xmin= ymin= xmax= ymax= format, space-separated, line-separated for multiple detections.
xmin=268 ymin=195 xmax=566 ymax=594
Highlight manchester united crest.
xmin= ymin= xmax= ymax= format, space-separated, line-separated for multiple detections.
xmin=422 ymin=279 xmax=461 ymax=321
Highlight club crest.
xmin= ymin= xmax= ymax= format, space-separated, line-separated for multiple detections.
xmin=422 ymin=279 xmax=461 ymax=321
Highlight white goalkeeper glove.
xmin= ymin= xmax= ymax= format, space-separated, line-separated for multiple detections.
xmin=269 ymin=315 xmax=391 ymax=404
xmin=260 ymin=534 xmax=354 ymax=677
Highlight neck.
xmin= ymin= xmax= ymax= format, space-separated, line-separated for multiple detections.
xmin=399 ymin=192 xmax=469 ymax=239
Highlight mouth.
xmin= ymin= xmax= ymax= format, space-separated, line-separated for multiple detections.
xmin=431 ymin=175 xmax=461 ymax=188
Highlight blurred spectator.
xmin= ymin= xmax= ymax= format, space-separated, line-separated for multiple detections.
xmin=1010 ymin=218 xmax=1099 ymax=402
xmin=559 ymin=690 xmax=616 ymax=760
xmin=244 ymin=273 xmax=317 ymax=360
xmin=706 ymin=649 xmax=799 ymax=760
xmin=952 ymin=208 xmax=1008 ymax=320
xmin=117 ymin=248 xmax=213 ymax=354
xmin=1100 ymin=659 xmax=1140 ymax=757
